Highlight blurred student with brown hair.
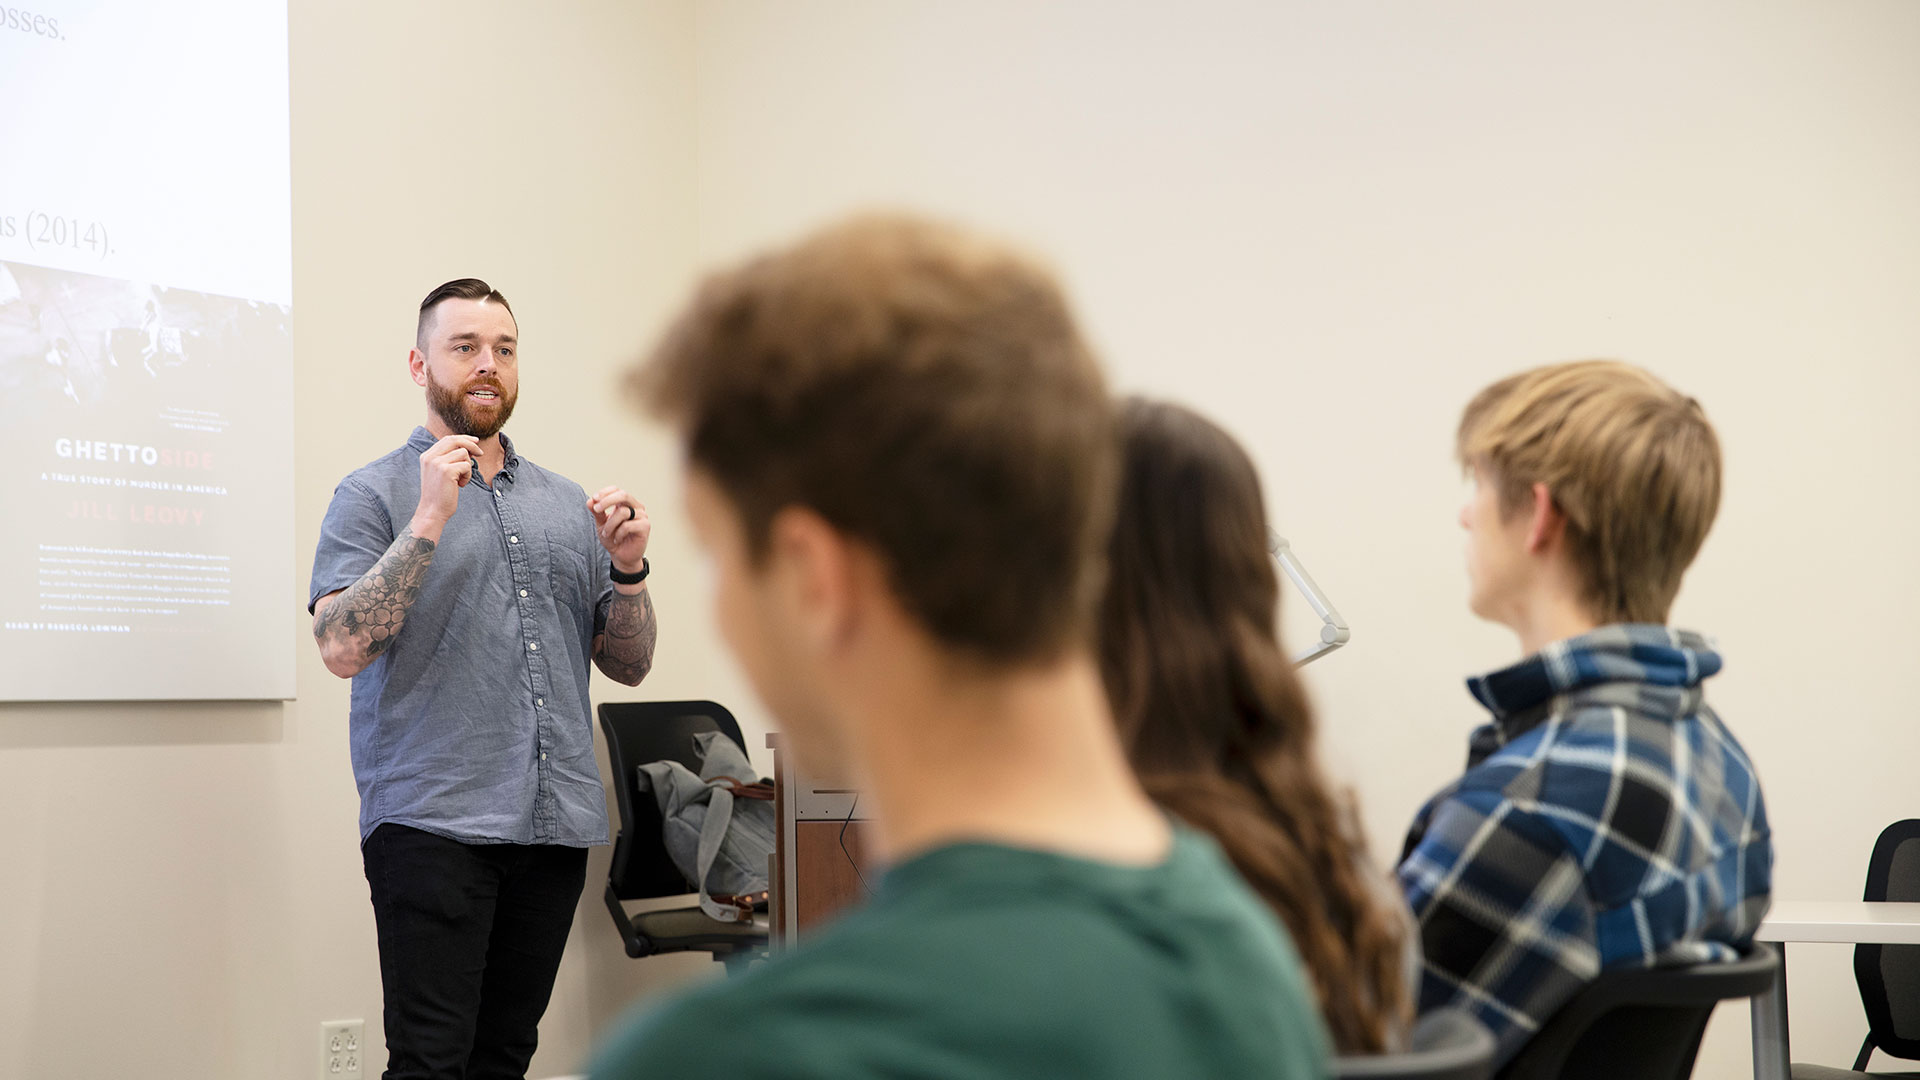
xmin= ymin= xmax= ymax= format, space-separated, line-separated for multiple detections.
xmin=1099 ymin=396 xmax=1415 ymax=1055
xmin=588 ymin=216 xmax=1328 ymax=1080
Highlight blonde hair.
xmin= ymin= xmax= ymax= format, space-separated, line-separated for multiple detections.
xmin=1457 ymin=360 xmax=1721 ymax=625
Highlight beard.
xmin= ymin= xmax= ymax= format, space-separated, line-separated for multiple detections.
xmin=427 ymin=368 xmax=517 ymax=440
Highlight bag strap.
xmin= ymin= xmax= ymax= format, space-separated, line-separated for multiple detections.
xmin=710 ymin=775 xmax=774 ymax=802
xmin=692 ymin=779 xmax=751 ymax=922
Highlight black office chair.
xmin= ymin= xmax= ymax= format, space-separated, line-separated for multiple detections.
xmin=597 ymin=700 xmax=769 ymax=966
xmin=1791 ymin=820 xmax=1920 ymax=1079
xmin=1495 ymin=943 xmax=1780 ymax=1080
xmin=1334 ymin=1010 xmax=1496 ymax=1080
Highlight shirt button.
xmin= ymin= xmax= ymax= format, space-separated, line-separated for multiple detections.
xmin=519 ymin=588 xmax=528 ymax=597
xmin=540 ymin=752 xmax=548 ymax=761
xmin=529 ymin=642 xmax=539 ymax=651
xmin=535 ymin=698 xmax=544 ymax=707
xmin=509 ymin=535 xmax=520 ymax=544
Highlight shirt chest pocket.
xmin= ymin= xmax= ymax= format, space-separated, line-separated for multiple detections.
xmin=544 ymin=530 xmax=597 ymax=615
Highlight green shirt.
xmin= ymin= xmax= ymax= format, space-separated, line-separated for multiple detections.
xmin=589 ymin=827 xmax=1330 ymax=1079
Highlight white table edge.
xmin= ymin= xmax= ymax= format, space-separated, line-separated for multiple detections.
xmin=1755 ymin=900 xmax=1920 ymax=946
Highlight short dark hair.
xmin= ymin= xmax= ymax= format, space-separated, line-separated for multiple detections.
xmin=634 ymin=214 xmax=1117 ymax=665
xmin=417 ymin=278 xmax=513 ymax=351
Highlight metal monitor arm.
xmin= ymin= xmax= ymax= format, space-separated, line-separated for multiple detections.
xmin=1268 ymin=531 xmax=1351 ymax=666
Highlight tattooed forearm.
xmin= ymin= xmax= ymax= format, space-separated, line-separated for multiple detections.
xmin=313 ymin=530 xmax=437 ymax=677
xmin=595 ymin=587 xmax=656 ymax=685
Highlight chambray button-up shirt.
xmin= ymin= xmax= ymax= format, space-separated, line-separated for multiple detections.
xmin=309 ymin=427 xmax=613 ymax=847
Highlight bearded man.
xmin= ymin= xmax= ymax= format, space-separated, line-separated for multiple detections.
xmin=309 ymin=278 xmax=657 ymax=1080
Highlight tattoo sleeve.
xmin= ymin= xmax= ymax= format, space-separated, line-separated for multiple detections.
xmin=595 ymin=587 xmax=657 ymax=685
xmin=313 ymin=529 xmax=437 ymax=671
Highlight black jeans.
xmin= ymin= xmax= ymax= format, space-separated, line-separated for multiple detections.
xmin=362 ymin=823 xmax=588 ymax=1080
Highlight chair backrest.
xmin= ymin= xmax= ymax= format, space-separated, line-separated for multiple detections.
xmin=598 ymin=700 xmax=751 ymax=902
xmin=1857 ymin=819 xmax=1920 ymax=1060
xmin=1496 ymin=943 xmax=1780 ymax=1080
xmin=1335 ymin=1010 xmax=1496 ymax=1080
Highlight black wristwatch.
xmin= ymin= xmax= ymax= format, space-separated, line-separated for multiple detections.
xmin=609 ymin=557 xmax=650 ymax=586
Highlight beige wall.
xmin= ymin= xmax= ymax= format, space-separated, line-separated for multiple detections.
xmin=0 ymin=2 xmax=730 ymax=1078
xmin=3 ymin=3 xmax=1918 ymax=1078
xmin=689 ymin=2 xmax=1920 ymax=1078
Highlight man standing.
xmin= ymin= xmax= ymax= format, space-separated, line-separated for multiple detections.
xmin=310 ymin=279 xmax=657 ymax=1080
xmin=1397 ymin=360 xmax=1772 ymax=1067
xmin=588 ymin=217 xmax=1328 ymax=1079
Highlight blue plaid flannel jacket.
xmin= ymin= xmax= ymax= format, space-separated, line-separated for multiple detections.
xmin=1396 ymin=625 xmax=1772 ymax=1066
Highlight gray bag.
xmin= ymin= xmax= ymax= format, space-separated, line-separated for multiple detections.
xmin=634 ymin=730 xmax=775 ymax=923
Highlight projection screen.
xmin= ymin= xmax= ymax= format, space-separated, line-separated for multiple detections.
xmin=0 ymin=0 xmax=294 ymax=700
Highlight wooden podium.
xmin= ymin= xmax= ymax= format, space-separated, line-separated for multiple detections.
xmin=768 ymin=733 xmax=880 ymax=945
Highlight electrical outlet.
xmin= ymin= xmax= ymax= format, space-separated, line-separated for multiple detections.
xmin=319 ymin=1019 xmax=364 ymax=1080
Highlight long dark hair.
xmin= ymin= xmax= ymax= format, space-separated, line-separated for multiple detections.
xmin=1098 ymin=397 xmax=1411 ymax=1054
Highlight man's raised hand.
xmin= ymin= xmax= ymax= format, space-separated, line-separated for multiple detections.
xmin=413 ymin=435 xmax=480 ymax=538
xmin=588 ymin=486 xmax=651 ymax=576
